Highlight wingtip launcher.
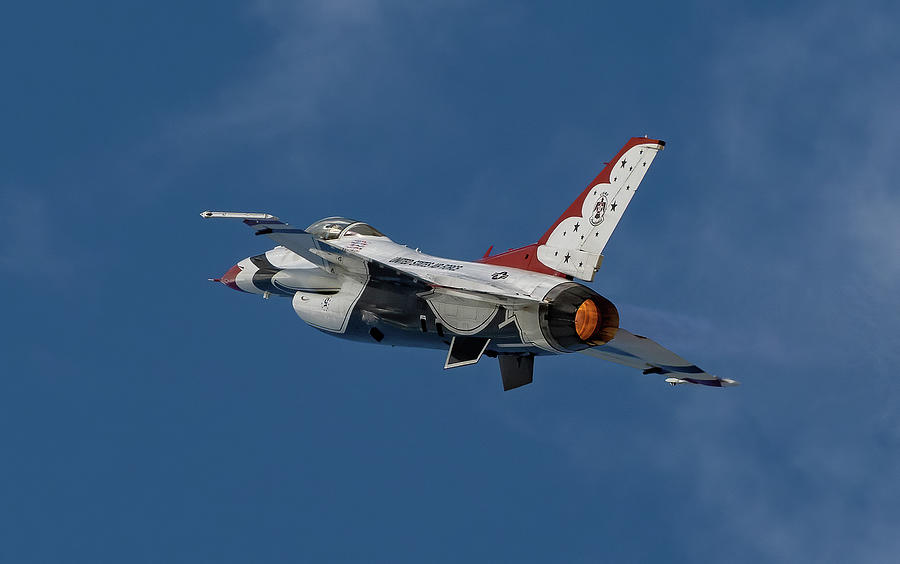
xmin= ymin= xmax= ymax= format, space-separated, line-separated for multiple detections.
xmin=200 ymin=211 xmax=279 ymax=220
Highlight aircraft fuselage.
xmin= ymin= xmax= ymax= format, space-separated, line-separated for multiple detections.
xmin=204 ymin=137 xmax=738 ymax=388
xmin=221 ymin=236 xmax=618 ymax=359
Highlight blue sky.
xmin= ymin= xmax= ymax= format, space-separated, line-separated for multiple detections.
xmin=2 ymin=1 xmax=899 ymax=562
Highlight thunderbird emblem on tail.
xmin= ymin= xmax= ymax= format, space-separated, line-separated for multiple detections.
xmin=202 ymin=137 xmax=737 ymax=391
xmin=590 ymin=192 xmax=609 ymax=226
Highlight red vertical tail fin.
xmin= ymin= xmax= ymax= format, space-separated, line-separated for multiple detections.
xmin=479 ymin=137 xmax=665 ymax=281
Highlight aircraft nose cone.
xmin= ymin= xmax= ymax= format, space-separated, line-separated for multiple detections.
xmin=220 ymin=264 xmax=245 ymax=292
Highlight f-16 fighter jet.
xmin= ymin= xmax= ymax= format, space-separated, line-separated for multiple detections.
xmin=203 ymin=137 xmax=737 ymax=391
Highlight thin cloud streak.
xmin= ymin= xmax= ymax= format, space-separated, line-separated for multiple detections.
xmin=168 ymin=0 xmax=462 ymax=153
xmin=673 ymin=2 xmax=900 ymax=561
xmin=483 ymin=2 xmax=900 ymax=561
xmin=137 ymin=2 xmax=900 ymax=560
xmin=0 ymin=188 xmax=73 ymax=279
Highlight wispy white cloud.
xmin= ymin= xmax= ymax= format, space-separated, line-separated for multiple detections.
xmin=663 ymin=2 xmax=900 ymax=560
xmin=0 ymin=188 xmax=73 ymax=279
xmin=129 ymin=3 xmax=900 ymax=558
xmin=846 ymin=137 xmax=900 ymax=287
xmin=481 ymin=2 xmax=900 ymax=561
xmin=215 ymin=0 xmax=384 ymax=132
xmin=136 ymin=0 xmax=398 ymax=180
xmin=703 ymin=1 xmax=900 ymax=283
xmin=168 ymin=0 xmax=462 ymax=153
xmin=616 ymin=302 xmax=791 ymax=367
xmin=669 ymin=394 xmax=900 ymax=563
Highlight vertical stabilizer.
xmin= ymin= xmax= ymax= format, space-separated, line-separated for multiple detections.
xmin=479 ymin=137 xmax=664 ymax=281
xmin=537 ymin=137 xmax=665 ymax=281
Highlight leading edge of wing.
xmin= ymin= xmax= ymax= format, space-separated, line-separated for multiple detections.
xmin=579 ymin=328 xmax=739 ymax=387
xmin=201 ymin=211 xmax=332 ymax=270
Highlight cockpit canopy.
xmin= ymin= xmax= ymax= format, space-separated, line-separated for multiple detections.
xmin=305 ymin=217 xmax=387 ymax=241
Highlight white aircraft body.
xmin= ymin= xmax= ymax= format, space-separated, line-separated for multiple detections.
xmin=203 ymin=137 xmax=737 ymax=390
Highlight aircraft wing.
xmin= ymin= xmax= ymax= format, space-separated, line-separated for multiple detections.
xmin=579 ymin=328 xmax=738 ymax=387
xmin=201 ymin=211 xmax=540 ymax=307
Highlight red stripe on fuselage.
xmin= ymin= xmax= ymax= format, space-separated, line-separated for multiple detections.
xmin=477 ymin=243 xmax=568 ymax=277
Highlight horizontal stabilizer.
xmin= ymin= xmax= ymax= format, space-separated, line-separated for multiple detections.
xmin=665 ymin=377 xmax=739 ymax=387
xmin=579 ymin=328 xmax=735 ymax=387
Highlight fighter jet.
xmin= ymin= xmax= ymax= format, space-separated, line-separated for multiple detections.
xmin=203 ymin=137 xmax=737 ymax=391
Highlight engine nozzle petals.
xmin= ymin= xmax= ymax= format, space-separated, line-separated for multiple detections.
xmin=539 ymin=282 xmax=619 ymax=352
xmin=220 ymin=264 xmax=246 ymax=292
xmin=575 ymin=299 xmax=600 ymax=340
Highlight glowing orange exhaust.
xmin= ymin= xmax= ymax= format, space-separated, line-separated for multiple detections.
xmin=575 ymin=299 xmax=600 ymax=341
